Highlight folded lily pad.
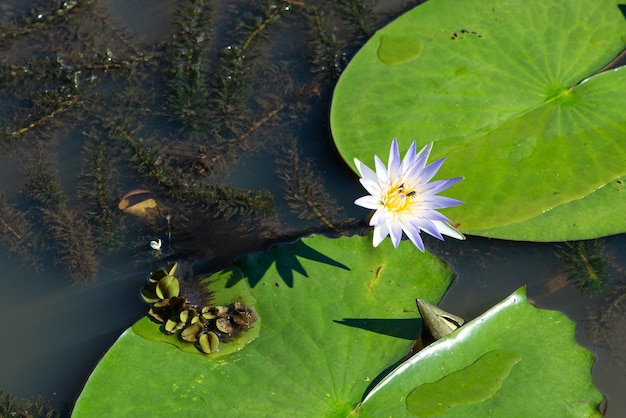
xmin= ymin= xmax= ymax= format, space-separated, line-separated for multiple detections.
xmin=72 ymin=234 xmax=455 ymax=416
xmin=356 ymin=287 xmax=604 ymax=417
xmin=330 ymin=0 xmax=626 ymax=241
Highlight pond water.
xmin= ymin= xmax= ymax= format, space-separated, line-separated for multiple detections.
xmin=0 ymin=0 xmax=625 ymax=416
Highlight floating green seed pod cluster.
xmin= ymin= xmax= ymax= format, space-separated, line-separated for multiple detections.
xmin=141 ymin=263 xmax=257 ymax=354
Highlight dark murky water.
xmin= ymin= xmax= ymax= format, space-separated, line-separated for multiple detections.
xmin=0 ymin=1 xmax=624 ymax=416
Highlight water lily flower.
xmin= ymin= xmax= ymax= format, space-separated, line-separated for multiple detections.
xmin=354 ymin=139 xmax=464 ymax=251
xmin=150 ymin=239 xmax=162 ymax=251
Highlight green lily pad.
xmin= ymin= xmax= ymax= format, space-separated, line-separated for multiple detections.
xmin=72 ymin=234 xmax=455 ymax=416
xmin=377 ymin=36 xmax=424 ymax=65
xmin=464 ymin=175 xmax=626 ymax=241
xmin=330 ymin=0 xmax=626 ymax=241
xmin=406 ymin=350 xmax=521 ymax=416
xmin=356 ymin=287 xmax=604 ymax=417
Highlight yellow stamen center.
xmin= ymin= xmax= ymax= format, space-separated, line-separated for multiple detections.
xmin=383 ymin=183 xmax=415 ymax=212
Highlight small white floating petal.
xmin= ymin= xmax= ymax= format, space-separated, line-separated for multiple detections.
xmin=150 ymin=239 xmax=162 ymax=251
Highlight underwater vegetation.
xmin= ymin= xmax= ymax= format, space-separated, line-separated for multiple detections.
xmin=0 ymin=0 xmax=392 ymax=283
xmin=0 ymin=390 xmax=64 ymax=418
xmin=0 ymin=192 xmax=41 ymax=270
xmin=556 ymin=240 xmax=611 ymax=295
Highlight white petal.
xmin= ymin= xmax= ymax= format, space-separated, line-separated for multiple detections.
xmin=416 ymin=218 xmax=444 ymax=240
xmin=433 ymin=221 xmax=465 ymax=240
xmin=402 ymin=222 xmax=425 ymax=251
xmin=389 ymin=220 xmax=403 ymax=248
xmin=399 ymin=140 xmax=418 ymax=174
xmin=421 ymin=196 xmax=464 ymax=210
xmin=409 ymin=209 xmax=451 ymax=224
xmin=354 ymin=195 xmax=380 ymax=210
xmin=359 ymin=177 xmax=383 ymax=197
xmin=414 ymin=142 xmax=433 ymax=169
xmin=372 ymin=223 xmax=389 ymax=247
xmin=424 ymin=177 xmax=463 ymax=195
xmin=388 ymin=138 xmax=401 ymax=179
xmin=374 ymin=155 xmax=389 ymax=186
xmin=354 ymin=158 xmax=378 ymax=183
xmin=369 ymin=209 xmax=387 ymax=227
xmin=420 ymin=157 xmax=446 ymax=183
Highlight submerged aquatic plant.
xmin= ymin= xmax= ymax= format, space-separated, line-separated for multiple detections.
xmin=354 ymin=139 xmax=464 ymax=250
xmin=23 ymin=161 xmax=99 ymax=284
xmin=0 ymin=192 xmax=41 ymax=269
xmin=557 ymin=240 xmax=611 ymax=294
xmin=0 ymin=0 xmax=394 ymax=281
xmin=0 ymin=390 xmax=62 ymax=418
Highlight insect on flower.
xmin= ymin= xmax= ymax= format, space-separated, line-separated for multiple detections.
xmin=354 ymin=138 xmax=464 ymax=251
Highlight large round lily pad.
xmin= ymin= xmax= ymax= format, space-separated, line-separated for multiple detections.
xmin=330 ymin=0 xmax=626 ymax=241
xmin=72 ymin=234 xmax=455 ymax=416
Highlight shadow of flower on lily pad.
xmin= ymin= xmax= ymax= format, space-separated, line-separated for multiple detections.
xmin=229 ymin=239 xmax=350 ymax=288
